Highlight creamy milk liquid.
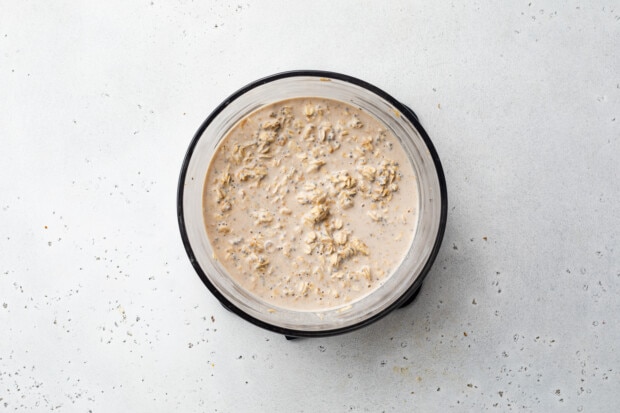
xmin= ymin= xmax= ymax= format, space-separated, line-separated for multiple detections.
xmin=203 ymin=97 xmax=418 ymax=310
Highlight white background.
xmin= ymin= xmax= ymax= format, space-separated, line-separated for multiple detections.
xmin=1 ymin=1 xmax=619 ymax=412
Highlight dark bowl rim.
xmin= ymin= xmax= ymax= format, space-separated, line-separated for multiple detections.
xmin=177 ymin=70 xmax=448 ymax=338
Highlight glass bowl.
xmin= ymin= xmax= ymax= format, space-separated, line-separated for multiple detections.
xmin=177 ymin=71 xmax=447 ymax=337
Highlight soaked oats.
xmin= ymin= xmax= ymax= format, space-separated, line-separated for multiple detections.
xmin=203 ymin=98 xmax=418 ymax=310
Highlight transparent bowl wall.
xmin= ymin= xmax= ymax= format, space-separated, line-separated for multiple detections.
xmin=179 ymin=74 xmax=445 ymax=335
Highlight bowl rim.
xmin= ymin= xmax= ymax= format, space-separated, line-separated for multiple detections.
xmin=177 ymin=70 xmax=448 ymax=337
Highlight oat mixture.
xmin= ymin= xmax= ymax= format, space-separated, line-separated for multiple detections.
xmin=203 ymin=97 xmax=418 ymax=310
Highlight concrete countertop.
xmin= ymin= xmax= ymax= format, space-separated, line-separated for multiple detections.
xmin=1 ymin=1 xmax=618 ymax=411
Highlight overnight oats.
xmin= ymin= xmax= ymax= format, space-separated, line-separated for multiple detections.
xmin=203 ymin=97 xmax=419 ymax=311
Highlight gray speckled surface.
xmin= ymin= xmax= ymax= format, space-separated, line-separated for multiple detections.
xmin=1 ymin=1 xmax=619 ymax=412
